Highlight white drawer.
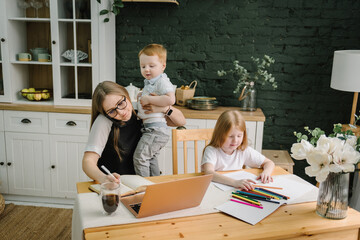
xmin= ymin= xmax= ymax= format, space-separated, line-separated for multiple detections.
xmin=0 ymin=110 xmax=4 ymax=131
xmin=49 ymin=113 xmax=91 ymax=136
xmin=4 ymin=110 xmax=48 ymax=133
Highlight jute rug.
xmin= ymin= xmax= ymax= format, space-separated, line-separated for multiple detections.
xmin=0 ymin=203 xmax=72 ymax=240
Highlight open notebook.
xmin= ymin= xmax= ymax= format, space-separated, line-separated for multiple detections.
xmin=89 ymin=175 xmax=154 ymax=197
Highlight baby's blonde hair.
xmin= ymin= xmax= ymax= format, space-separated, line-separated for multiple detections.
xmin=138 ymin=43 xmax=167 ymax=64
xmin=208 ymin=110 xmax=248 ymax=151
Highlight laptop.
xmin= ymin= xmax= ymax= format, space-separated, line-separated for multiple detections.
xmin=121 ymin=174 xmax=213 ymax=218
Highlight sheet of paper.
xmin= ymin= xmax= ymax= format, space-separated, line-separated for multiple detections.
xmin=212 ymin=171 xmax=260 ymax=191
xmin=213 ymin=172 xmax=318 ymax=204
xmin=215 ymin=199 xmax=284 ymax=225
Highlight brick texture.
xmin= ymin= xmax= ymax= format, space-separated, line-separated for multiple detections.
xmin=114 ymin=0 xmax=360 ymax=182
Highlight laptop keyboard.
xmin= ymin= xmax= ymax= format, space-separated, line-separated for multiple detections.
xmin=130 ymin=203 xmax=142 ymax=214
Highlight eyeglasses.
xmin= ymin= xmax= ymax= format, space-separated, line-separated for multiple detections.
xmin=106 ymin=96 xmax=127 ymax=118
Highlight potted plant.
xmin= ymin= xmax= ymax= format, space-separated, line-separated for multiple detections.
xmin=217 ymin=55 xmax=276 ymax=111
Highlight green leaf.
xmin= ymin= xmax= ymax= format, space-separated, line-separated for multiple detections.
xmin=104 ymin=18 xmax=109 ymax=22
xmin=97 ymin=0 xmax=101 ymax=3
xmin=100 ymin=9 xmax=109 ymax=15
xmin=114 ymin=2 xmax=124 ymax=8
xmin=112 ymin=8 xmax=120 ymax=15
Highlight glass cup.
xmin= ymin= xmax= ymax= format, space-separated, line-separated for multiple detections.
xmin=100 ymin=182 xmax=121 ymax=215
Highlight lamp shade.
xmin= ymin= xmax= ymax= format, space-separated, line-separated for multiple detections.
xmin=330 ymin=50 xmax=360 ymax=93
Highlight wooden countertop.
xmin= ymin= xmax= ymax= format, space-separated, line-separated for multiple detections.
xmin=0 ymin=103 xmax=265 ymax=121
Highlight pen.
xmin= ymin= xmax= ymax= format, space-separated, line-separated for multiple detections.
xmin=231 ymin=199 xmax=263 ymax=209
xmin=101 ymin=165 xmax=117 ymax=181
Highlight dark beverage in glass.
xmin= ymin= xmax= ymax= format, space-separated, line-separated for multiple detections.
xmin=102 ymin=194 xmax=119 ymax=214
xmin=100 ymin=182 xmax=121 ymax=215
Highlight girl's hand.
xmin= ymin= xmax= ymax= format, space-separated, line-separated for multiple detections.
xmin=234 ymin=179 xmax=256 ymax=191
xmin=257 ymin=172 xmax=273 ymax=183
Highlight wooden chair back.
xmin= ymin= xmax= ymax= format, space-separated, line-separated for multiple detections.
xmin=172 ymin=128 xmax=214 ymax=174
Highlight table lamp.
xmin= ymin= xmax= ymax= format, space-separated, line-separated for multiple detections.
xmin=330 ymin=50 xmax=360 ymax=125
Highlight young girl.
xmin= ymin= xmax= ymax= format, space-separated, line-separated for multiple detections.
xmin=201 ymin=110 xmax=275 ymax=190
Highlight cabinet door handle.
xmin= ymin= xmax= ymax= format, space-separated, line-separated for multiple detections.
xmin=66 ymin=121 xmax=77 ymax=126
xmin=7 ymin=162 xmax=12 ymax=166
xmin=0 ymin=162 xmax=4 ymax=166
xmin=21 ymin=118 xmax=32 ymax=124
xmin=1 ymin=38 xmax=5 ymax=42
xmin=51 ymin=165 xmax=55 ymax=169
xmin=52 ymin=40 xmax=56 ymax=44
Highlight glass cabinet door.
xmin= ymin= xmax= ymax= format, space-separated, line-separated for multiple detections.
xmin=56 ymin=0 xmax=92 ymax=104
xmin=0 ymin=0 xmax=114 ymax=106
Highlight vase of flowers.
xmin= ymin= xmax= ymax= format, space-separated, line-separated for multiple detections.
xmin=217 ymin=55 xmax=277 ymax=111
xmin=291 ymin=124 xmax=360 ymax=219
xmin=316 ymin=172 xmax=349 ymax=219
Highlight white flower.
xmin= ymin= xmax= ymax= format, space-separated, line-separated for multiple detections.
xmin=291 ymin=134 xmax=360 ymax=182
xmin=330 ymin=143 xmax=360 ymax=173
xmin=345 ymin=135 xmax=357 ymax=148
xmin=290 ymin=139 xmax=314 ymax=160
xmin=305 ymin=151 xmax=331 ymax=182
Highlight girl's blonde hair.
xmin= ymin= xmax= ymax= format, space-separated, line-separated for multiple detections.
xmin=138 ymin=43 xmax=167 ymax=64
xmin=208 ymin=110 xmax=248 ymax=151
xmin=91 ymin=81 xmax=134 ymax=160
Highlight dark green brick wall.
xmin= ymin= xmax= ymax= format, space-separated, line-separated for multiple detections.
xmin=114 ymin=0 xmax=360 ymax=181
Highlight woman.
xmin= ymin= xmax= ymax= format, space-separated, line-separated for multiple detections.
xmin=82 ymin=81 xmax=186 ymax=183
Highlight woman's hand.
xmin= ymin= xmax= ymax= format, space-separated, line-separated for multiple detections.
xmin=105 ymin=172 xmax=121 ymax=184
xmin=234 ymin=179 xmax=256 ymax=191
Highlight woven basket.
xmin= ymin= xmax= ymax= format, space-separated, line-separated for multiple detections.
xmin=0 ymin=194 xmax=4 ymax=215
xmin=175 ymin=80 xmax=197 ymax=106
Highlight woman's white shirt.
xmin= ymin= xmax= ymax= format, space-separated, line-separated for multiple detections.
xmin=84 ymin=114 xmax=112 ymax=157
xmin=201 ymin=145 xmax=265 ymax=171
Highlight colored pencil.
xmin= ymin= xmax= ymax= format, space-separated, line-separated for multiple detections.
xmin=231 ymin=199 xmax=263 ymax=209
xmin=232 ymin=192 xmax=261 ymax=203
xmin=252 ymin=189 xmax=281 ymax=200
xmin=236 ymin=192 xmax=280 ymax=204
xmin=254 ymin=189 xmax=282 ymax=200
xmin=256 ymin=187 xmax=290 ymax=200
xmin=235 ymin=190 xmax=270 ymax=200
xmin=253 ymin=185 xmax=283 ymax=190
xmin=232 ymin=194 xmax=262 ymax=206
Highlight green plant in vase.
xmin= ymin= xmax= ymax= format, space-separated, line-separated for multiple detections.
xmin=217 ymin=55 xmax=276 ymax=111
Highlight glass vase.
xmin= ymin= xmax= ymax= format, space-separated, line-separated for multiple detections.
xmin=316 ymin=172 xmax=349 ymax=219
xmin=240 ymin=82 xmax=256 ymax=111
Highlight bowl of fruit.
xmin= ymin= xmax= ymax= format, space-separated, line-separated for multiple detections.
xmin=20 ymin=88 xmax=52 ymax=101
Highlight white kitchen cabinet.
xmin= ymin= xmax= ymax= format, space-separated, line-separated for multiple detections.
xmin=50 ymin=135 xmax=89 ymax=198
xmin=49 ymin=112 xmax=91 ymax=198
xmin=5 ymin=132 xmax=51 ymax=196
xmin=2 ymin=110 xmax=91 ymax=199
xmin=0 ymin=110 xmax=7 ymax=193
xmin=157 ymin=118 xmax=264 ymax=175
xmin=0 ymin=0 xmax=115 ymax=106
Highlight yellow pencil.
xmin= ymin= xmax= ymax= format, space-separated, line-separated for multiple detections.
xmin=232 ymin=194 xmax=262 ymax=206
xmin=252 ymin=189 xmax=281 ymax=200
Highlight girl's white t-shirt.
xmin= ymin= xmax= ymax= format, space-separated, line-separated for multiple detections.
xmin=201 ymin=145 xmax=265 ymax=171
